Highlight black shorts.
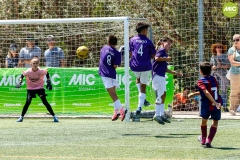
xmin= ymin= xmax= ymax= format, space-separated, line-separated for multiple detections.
xmin=27 ymin=89 xmax=47 ymax=98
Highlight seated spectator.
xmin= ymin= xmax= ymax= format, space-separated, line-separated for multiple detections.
xmin=5 ymin=43 xmax=19 ymax=68
xmin=19 ymin=35 xmax=41 ymax=68
xmin=44 ymin=35 xmax=65 ymax=67
xmin=173 ymin=87 xmax=193 ymax=111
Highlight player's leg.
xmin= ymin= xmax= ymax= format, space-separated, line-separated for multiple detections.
xmin=38 ymin=89 xmax=58 ymax=122
xmin=102 ymin=77 xmax=126 ymax=121
xmin=16 ymin=92 xmax=33 ymax=122
xmin=135 ymin=71 xmax=150 ymax=115
xmin=152 ymin=75 xmax=168 ymax=124
xmin=136 ymin=78 xmax=150 ymax=106
xmin=198 ymin=118 xmax=208 ymax=145
xmin=206 ymin=110 xmax=221 ymax=148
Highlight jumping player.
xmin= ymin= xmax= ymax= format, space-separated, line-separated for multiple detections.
xmin=152 ymin=37 xmax=182 ymax=125
xmin=194 ymin=62 xmax=222 ymax=148
xmin=15 ymin=57 xmax=58 ymax=122
xmin=129 ymin=22 xmax=156 ymax=115
xmin=99 ymin=35 xmax=127 ymax=121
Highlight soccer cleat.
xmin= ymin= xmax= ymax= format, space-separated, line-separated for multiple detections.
xmin=153 ymin=116 xmax=165 ymax=125
xmin=16 ymin=116 xmax=23 ymax=122
xmin=144 ymin=99 xmax=150 ymax=106
xmin=205 ymin=141 xmax=212 ymax=148
xmin=53 ymin=116 xmax=59 ymax=122
xmin=112 ymin=112 xmax=119 ymax=121
xmin=198 ymin=135 xmax=206 ymax=145
xmin=161 ymin=115 xmax=171 ymax=123
xmin=135 ymin=107 xmax=142 ymax=115
xmin=120 ymin=107 xmax=127 ymax=121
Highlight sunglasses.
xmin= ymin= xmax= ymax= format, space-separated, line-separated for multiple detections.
xmin=27 ymin=39 xmax=35 ymax=42
xmin=10 ymin=47 xmax=17 ymax=50
xmin=215 ymin=46 xmax=222 ymax=49
xmin=233 ymin=39 xmax=240 ymax=42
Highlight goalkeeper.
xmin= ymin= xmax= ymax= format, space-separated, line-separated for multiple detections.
xmin=15 ymin=57 xmax=58 ymax=122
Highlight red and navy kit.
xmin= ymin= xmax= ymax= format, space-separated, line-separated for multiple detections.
xmin=197 ymin=75 xmax=222 ymax=120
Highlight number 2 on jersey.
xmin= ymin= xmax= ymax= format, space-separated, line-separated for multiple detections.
xmin=138 ymin=44 xmax=143 ymax=56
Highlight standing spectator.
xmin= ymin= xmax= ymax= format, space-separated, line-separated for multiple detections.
xmin=5 ymin=43 xmax=19 ymax=68
xmin=129 ymin=22 xmax=156 ymax=115
xmin=210 ymin=43 xmax=230 ymax=112
xmin=19 ymin=35 xmax=41 ymax=68
xmin=227 ymin=34 xmax=240 ymax=115
xmin=44 ymin=35 xmax=65 ymax=67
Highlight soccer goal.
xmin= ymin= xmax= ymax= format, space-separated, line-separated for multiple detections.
xmin=0 ymin=17 xmax=155 ymax=121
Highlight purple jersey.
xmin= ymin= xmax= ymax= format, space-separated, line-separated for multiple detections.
xmin=197 ymin=75 xmax=222 ymax=111
xmin=98 ymin=45 xmax=121 ymax=79
xmin=129 ymin=34 xmax=155 ymax=72
xmin=152 ymin=48 xmax=168 ymax=77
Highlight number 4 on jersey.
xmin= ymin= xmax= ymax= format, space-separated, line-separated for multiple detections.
xmin=138 ymin=44 xmax=143 ymax=56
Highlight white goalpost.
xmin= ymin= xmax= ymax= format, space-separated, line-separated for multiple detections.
xmin=0 ymin=17 xmax=154 ymax=121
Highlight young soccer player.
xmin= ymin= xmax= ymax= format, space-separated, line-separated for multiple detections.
xmin=152 ymin=37 xmax=182 ymax=125
xmin=194 ymin=62 xmax=222 ymax=148
xmin=99 ymin=35 xmax=126 ymax=121
xmin=129 ymin=22 xmax=156 ymax=115
xmin=15 ymin=57 xmax=58 ymax=122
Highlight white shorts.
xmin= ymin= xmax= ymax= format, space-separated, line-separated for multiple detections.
xmin=101 ymin=77 xmax=119 ymax=89
xmin=133 ymin=71 xmax=150 ymax=84
xmin=152 ymin=75 xmax=166 ymax=103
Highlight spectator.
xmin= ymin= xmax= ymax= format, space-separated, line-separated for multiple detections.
xmin=19 ymin=35 xmax=41 ymax=68
xmin=44 ymin=35 xmax=65 ymax=67
xmin=173 ymin=87 xmax=193 ymax=111
xmin=227 ymin=34 xmax=240 ymax=115
xmin=5 ymin=43 xmax=19 ymax=68
xmin=210 ymin=43 xmax=230 ymax=112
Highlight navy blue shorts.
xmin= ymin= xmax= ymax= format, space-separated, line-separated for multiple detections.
xmin=200 ymin=108 xmax=221 ymax=120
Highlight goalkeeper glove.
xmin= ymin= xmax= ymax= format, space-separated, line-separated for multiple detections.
xmin=46 ymin=80 xmax=52 ymax=90
xmin=15 ymin=81 xmax=22 ymax=88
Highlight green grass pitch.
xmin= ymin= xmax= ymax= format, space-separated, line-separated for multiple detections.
xmin=0 ymin=118 xmax=240 ymax=160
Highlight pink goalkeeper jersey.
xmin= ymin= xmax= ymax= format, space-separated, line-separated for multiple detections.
xmin=23 ymin=68 xmax=47 ymax=90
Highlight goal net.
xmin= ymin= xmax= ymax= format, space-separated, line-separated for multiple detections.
xmin=0 ymin=17 xmax=157 ymax=119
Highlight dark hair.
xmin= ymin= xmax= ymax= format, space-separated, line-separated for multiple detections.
xmin=183 ymin=87 xmax=190 ymax=91
xmin=136 ymin=22 xmax=149 ymax=33
xmin=200 ymin=62 xmax=212 ymax=75
xmin=160 ymin=37 xmax=173 ymax=43
xmin=108 ymin=35 xmax=117 ymax=46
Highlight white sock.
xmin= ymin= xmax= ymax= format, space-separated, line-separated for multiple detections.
xmin=155 ymin=104 xmax=161 ymax=116
xmin=136 ymin=83 xmax=141 ymax=93
xmin=160 ymin=104 xmax=165 ymax=116
xmin=114 ymin=99 xmax=122 ymax=111
xmin=138 ymin=93 xmax=146 ymax=108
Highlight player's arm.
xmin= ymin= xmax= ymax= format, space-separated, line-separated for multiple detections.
xmin=202 ymin=89 xmax=221 ymax=109
xmin=15 ymin=74 xmax=24 ymax=88
xmin=166 ymin=69 xmax=183 ymax=77
xmin=5 ymin=60 xmax=8 ymax=68
xmin=46 ymin=72 xmax=52 ymax=90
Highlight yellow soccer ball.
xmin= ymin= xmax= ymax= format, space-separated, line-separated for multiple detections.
xmin=76 ymin=46 xmax=89 ymax=59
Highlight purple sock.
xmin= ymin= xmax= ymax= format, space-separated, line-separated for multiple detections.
xmin=207 ymin=126 xmax=217 ymax=143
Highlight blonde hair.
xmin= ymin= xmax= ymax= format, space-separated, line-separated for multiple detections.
xmin=7 ymin=49 xmax=18 ymax=58
xmin=233 ymin=34 xmax=240 ymax=49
